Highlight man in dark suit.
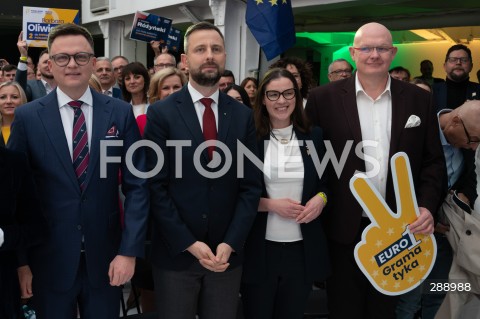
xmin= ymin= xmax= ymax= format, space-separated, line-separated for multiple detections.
xmin=144 ymin=21 xmax=262 ymax=319
xmin=16 ymin=33 xmax=57 ymax=101
xmin=8 ymin=23 xmax=148 ymax=319
xmin=305 ymin=22 xmax=447 ymax=319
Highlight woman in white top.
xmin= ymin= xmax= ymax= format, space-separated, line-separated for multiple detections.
xmin=120 ymin=62 xmax=150 ymax=118
xmin=241 ymin=68 xmax=330 ymax=319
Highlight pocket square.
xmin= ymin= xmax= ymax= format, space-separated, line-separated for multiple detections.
xmin=105 ymin=125 xmax=119 ymax=138
xmin=404 ymin=115 xmax=421 ymax=128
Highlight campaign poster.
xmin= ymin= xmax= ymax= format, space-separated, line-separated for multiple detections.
xmin=23 ymin=6 xmax=80 ymax=48
xmin=130 ymin=11 xmax=172 ymax=45
xmin=166 ymin=28 xmax=182 ymax=52
xmin=350 ymin=152 xmax=437 ymax=296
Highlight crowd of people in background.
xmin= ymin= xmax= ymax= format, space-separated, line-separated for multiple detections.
xmin=1 ymin=19 xmax=480 ymax=319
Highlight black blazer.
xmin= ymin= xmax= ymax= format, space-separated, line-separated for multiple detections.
xmin=242 ymin=127 xmax=331 ymax=284
xmin=144 ymin=86 xmax=262 ymax=271
xmin=0 ymin=147 xmax=47 ymax=318
xmin=305 ymin=77 xmax=447 ymax=245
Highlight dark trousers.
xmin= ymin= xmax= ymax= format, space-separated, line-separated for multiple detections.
xmin=241 ymin=240 xmax=312 ymax=319
xmin=32 ymin=253 xmax=121 ymax=319
xmin=153 ymin=262 xmax=242 ymax=319
xmin=326 ymin=219 xmax=398 ymax=319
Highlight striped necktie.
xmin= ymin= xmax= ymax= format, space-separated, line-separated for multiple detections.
xmin=69 ymin=101 xmax=90 ymax=192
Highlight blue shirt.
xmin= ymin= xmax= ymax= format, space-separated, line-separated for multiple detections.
xmin=438 ymin=109 xmax=464 ymax=188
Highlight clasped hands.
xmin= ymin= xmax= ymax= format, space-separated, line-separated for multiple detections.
xmin=268 ymin=195 xmax=325 ymax=224
xmin=187 ymin=241 xmax=233 ymax=272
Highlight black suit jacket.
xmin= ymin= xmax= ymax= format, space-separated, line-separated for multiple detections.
xmin=0 ymin=147 xmax=47 ymax=318
xmin=242 ymin=127 xmax=331 ymax=284
xmin=305 ymin=77 xmax=447 ymax=245
xmin=15 ymin=68 xmax=47 ymax=102
xmin=144 ymin=86 xmax=262 ymax=271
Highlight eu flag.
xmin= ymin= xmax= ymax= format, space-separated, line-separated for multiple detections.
xmin=246 ymin=0 xmax=296 ymax=61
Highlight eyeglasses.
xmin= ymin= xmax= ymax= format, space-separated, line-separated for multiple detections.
xmin=330 ymin=69 xmax=352 ymax=75
xmin=265 ymin=88 xmax=296 ymax=101
xmin=460 ymin=117 xmax=480 ymax=144
xmin=154 ymin=63 xmax=176 ymax=69
xmin=446 ymin=57 xmax=470 ymax=64
xmin=50 ymin=52 xmax=94 ymax=67
xmin=353 ymin=47 xmax=394 ymax=54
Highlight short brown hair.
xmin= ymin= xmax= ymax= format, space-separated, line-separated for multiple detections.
xmin=184 ymin=22 xmax=224 ymax=53
xmin=47 ymin=23 xmax=94 ymax=53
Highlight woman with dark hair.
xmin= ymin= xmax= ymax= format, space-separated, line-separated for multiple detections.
xmin=120 ymin=62 xmax=150 ymax=118
xmin=241 ymin=68 xmax=330 ymax=319
xmin=269 ymin=57 xmax=315 ymax=107
xmin=240 ymin=77 xmax=258 ymax=106
xmin=223 ymin=84 xmax=251 ymax=108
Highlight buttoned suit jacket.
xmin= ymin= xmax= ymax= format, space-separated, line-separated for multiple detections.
xmin=8 ymin=89 xmax=149 ymax=292
xmin=15 ymin=68 xmax=47 ymax=102
xmin=242 ymin=127 xmax=331 ymax=284
xmin=305 ymin=77 xmax=447 ymax=245
xmin=144 ymin=86 xmax=262 ymax=271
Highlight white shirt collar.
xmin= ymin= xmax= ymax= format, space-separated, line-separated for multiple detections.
xmin=57 ymin=87 xmax=93 ymax=108
xmin=187 ymin=82 xmax=219 ymax=105
xmin=355 ymin=73 xmax=392 ymax=99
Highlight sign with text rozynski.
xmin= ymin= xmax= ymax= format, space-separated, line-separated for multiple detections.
xmin=130 ymin=11 xmax=172 ymax=45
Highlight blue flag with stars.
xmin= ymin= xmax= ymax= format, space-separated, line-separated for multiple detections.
xmin=246 ymin=0 xmax=296 ymax=60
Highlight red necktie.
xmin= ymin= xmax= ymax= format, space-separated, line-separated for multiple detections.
xmin=200 ymin=98 xmax=217 ymax=160
xmin=69 ymin=100 xmax=90 ymax=192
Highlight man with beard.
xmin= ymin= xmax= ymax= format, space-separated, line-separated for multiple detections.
xmin=144 ymin=21 xmax=261 ymax=319
xmin=94 ymin=57 xmax=122 ymax=98
xmin=16 ymin=33 xmax=57 ymax=101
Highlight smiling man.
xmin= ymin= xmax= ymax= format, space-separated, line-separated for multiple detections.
xmin=305 ymin=22 xmax=446 ymax=318
xmin=8 ymin=23 xmax=148 ymax=319
xmin=94 ymin=57 xmax=122 ymax=98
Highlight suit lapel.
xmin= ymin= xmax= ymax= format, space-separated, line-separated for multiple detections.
xmin=37 ymin=92 xmax=79 ymax=192
xmin=83 ymin=91 xmax=114 ymax=189
xmin=176 ymin=87 xmax=209 ymax=163
xmin=389 ymin=80 xmax=407 ymax=157
xmin=295 ymin=129 xmax=314 ymax=204
xmin=342 ymin=78 xmax=363 ymax=144
xmin=217 ymin=93 xmax=232 ymax=144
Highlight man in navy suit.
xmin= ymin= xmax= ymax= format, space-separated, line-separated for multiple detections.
xmin=16 ymin=33 xmax=57 ymax=101
xmin=144 ymin=21 xmax=262 ymax=319
xmin=8 ymin=23 xmax=148 ymax=319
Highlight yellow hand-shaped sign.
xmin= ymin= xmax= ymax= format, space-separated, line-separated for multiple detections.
xmin=350 ymin=152 xmax=437 ymax=295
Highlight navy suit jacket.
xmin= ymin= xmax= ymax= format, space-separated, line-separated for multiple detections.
xmin=242 ymin=127 xmax=331 ymax=284
xmin=15 ymin=68 xmax=47 ymax=102
xmin=8 ymin=89 xmax=149 ymax=292
xmin=305 ymin=77 xmax=447 ymax=245
xmin=144 ymin=86 xmax=262 ymax=271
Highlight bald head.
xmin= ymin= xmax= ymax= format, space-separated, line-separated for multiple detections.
xmin=441 ymin=100 xmax=480 ymax=150
xmin=459 ymin=100 xmax=480 ymax=134
xmin=353 ymin=22 xmax=392 ymax=47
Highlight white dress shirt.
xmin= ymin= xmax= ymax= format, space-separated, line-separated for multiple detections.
xmin=188 ymin=82 xmax=219 ymax=130
xmin=57 ymin=87 xmax=93 ymax=159
xmin=355 ymin=74 xmax=392 ymax=201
